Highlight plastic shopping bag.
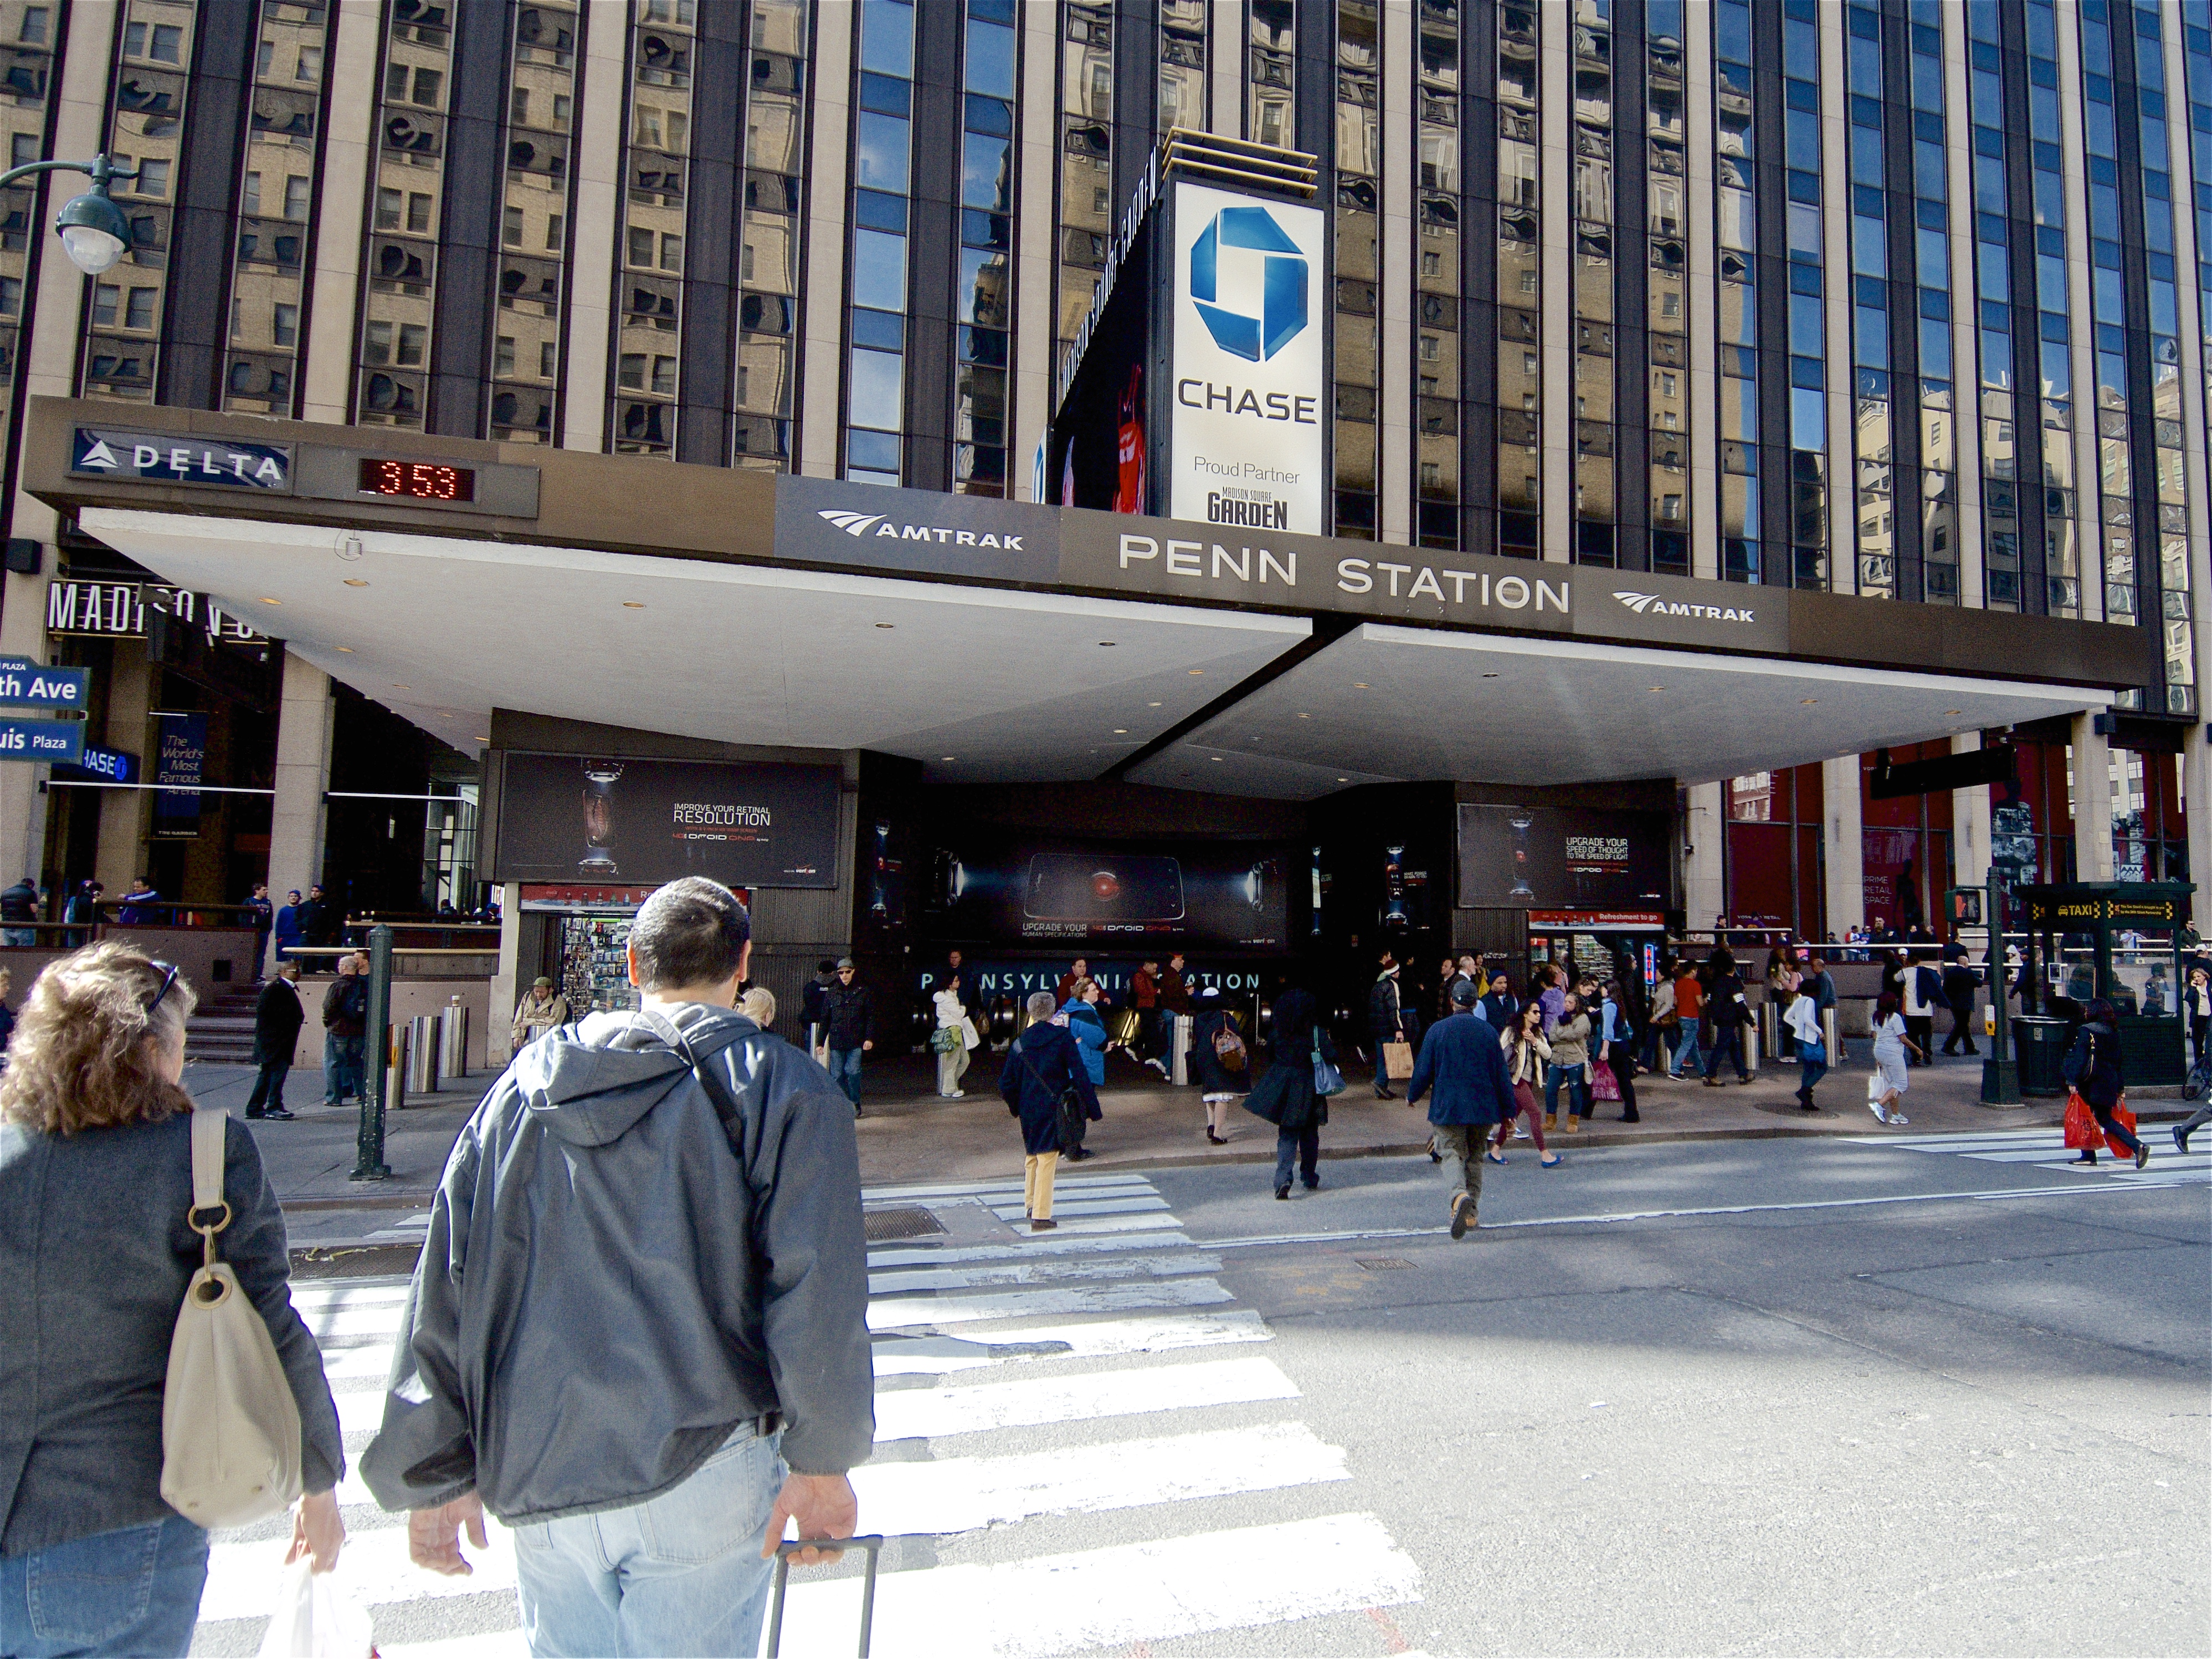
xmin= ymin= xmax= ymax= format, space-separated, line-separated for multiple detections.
xmin=2061 ymin=1090 xmax=2106 ymax=1153
xmin=256 ymin=1559 xmax=376 ymax=1659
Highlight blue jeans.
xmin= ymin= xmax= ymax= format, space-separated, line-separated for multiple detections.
xmin=1543 ymin=1062 xmax=1590 ymax=1119
xmin=1799 ymin=1053 xmax=1830 ymax=1099
xmin=323 ymin=1032 xmax=364 ymax=1104
xmin=514 ymin=1425 xmax=783 ymax=1659
xmin=1670 ymin=1022 xmax=1701 ymax=1077
xmin=1275 ymin=1123 xmax=1318 ymax=1189
xmin=0 ymin=1514 xmax=208 ymax=1659
xmin=828 ymin=1045 xmax=864 ymax=1106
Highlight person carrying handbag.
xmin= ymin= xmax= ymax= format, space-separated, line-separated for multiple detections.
xmin=1000 ymin=992 xmax=1102 ymax=1231
xmin=1240 ymin=982 xmax=1335 ymax=1199
xmin=0 ymin=944 xmax=346 ymax=1659
xmin=1494 ymin=1002 xmax=1561 ymax=1166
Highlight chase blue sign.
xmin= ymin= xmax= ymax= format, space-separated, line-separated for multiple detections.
xmin=1189 ymin=206 xmax=1307 ymax=363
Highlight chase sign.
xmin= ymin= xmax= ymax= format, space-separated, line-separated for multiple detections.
xmin=1189 ymin=206 xmax=1308 ymax=362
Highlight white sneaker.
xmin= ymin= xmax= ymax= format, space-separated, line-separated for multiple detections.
xmin=952 ymin=1089 xmax=966 ymax=1098
xmin=1868 ymin=1099 xmax=1890 ymax=1124
xmin=1512 ymin=1124 xmax=1531 ymax=1140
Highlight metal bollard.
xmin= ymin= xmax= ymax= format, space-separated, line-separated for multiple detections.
xmin=407 ymin=1015 xmax=439 ymax=1095
xmin=384 ymin=1026 xmax=408 ymax=1118
xmin=439 ymin=997 xmax=469 ymax=1078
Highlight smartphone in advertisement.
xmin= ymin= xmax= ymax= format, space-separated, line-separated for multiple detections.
xmin=1023 ymin=854 xmax=1187 ymax=922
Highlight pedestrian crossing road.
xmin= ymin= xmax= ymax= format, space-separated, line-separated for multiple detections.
xmin=192 ymin=1171 xmax=1424 ymax=1657
xmin=1847 ymin=1124 xmax=2212 ymax=1185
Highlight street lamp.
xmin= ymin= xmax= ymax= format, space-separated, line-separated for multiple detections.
xmin=0 ymin=153 xmax=137 ymax=275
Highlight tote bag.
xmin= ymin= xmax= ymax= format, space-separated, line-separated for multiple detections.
xmin=1312 ymin=1038 xmax=1346 ymax=1098
xmin=160 ymin=1108 xmax=302 ymax=1530
xmin=1383 ymin=1040 xmax=1416 ymax=1080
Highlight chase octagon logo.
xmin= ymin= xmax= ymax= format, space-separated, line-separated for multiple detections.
xmin=1189 ymin=206 xmax=1308 ymax=363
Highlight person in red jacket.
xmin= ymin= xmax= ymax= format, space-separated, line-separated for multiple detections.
xmin=1149 ymin=953 xmax=1192 ymax=1075
xmin=1131 ymin=958 xmax=1162 ymax=1074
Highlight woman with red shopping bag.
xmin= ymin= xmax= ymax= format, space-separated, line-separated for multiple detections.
xmin=2061 ymin=1001 xmax=2149 ymax=1170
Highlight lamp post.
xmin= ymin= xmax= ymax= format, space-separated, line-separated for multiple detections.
xmin=0 ymin=153 xmax=138 ymax=274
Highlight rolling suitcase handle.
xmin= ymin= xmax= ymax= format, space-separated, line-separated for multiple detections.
xmin=764 ymin=1534 xmax=886 ymax=1658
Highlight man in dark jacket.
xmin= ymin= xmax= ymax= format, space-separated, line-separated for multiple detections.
xmin=1940 ymin=956 xmax=1981 ymax=1056
xmin=821 ymin=957 xmax=873 ymax=1112
xmin=244 ymin=880 xmax=273 ymax=981
xmin=1243 ymin=983 xmax=1333 ymax=1200
xmin=999 ymin=991 xmax=1101 ymax=1232
xmin=247 ymin=960 xmax=306 ymax=1119
xmin=1408 ymin=981 xmax=1512 ymax=1238
xmin=321 ymin=955 xmax=368 ymax=1109
xmin=799 ymin=959 xmax=835 ymax=1052
xmin=1152 ymin=951 xmax=1192 ymax=1072
xmin=0 ymin=874 xmax=37 ymax=946
xmin=363 ymin=877 xmax=871 ymax=1656
xmin=1700 ymin=953 xmax=1753 ymax=1083
xmin=115 ymin=875 xmax=159 ymax=929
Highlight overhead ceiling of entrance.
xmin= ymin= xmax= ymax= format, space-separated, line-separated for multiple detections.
xmin=1123 ymin=624 xmax=2111 ymax=798
xmin=76 ymin=509 xmax=1307 ymax=778
xmin=82 ymin=510 xmax=2109 ymax=799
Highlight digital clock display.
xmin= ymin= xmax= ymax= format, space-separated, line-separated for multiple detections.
xmin=356 ymin=458 xmax=476 ymax=503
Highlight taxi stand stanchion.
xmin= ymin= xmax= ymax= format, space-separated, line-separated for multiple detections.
xmin=351 ymin=923 xmax=393 ymax=1180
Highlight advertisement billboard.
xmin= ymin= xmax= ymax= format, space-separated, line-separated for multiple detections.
xmin=1167 ymin=181 xmax=1326 ymax=535
xmin=1456 ymin=803 xmax=1671 ymax=910
xmin=493 ymin=753 xmax=840 ymax=888
xmin=927 ymin=833 xmax=1292 ymax=951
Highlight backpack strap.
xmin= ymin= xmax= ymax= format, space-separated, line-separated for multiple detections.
xmin=632 ymin=1007 xmax=759 ymax=1152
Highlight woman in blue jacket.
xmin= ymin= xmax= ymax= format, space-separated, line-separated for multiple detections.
xmin=1060 ymin=979 xmax=1111 ymax=1087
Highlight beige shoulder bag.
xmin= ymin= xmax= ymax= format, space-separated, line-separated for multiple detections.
xmin=158 ymin=1107 xmax=303 ymax=1529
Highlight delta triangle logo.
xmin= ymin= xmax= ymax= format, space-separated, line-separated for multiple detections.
xmin=75 ymin=438 xmax=120 ymax=471
xmin=818 ymin=510 xmax=884 ymax=537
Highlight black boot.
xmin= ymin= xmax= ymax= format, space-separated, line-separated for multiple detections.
xmin=1275 ymin=1184 xmax=1291 ymax=1200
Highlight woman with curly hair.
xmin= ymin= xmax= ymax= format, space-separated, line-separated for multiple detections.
xmin=0 ymin=944 xmax=346 ymax=1657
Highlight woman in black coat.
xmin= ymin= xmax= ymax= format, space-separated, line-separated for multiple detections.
xmin=998 ymin=992 xmax=1102 ymax=1231
xmin=1189 ymin=987 xmax=1248 ymax=1144
xmin=1244 ymin=985 xmax=1337 ymax=1199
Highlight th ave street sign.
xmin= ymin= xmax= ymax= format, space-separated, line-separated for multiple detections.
xmin=0 ymin=659 xmax=89 ymax=710
xmin=69 ymin=426 xmax=293 ymax=492
xmin=0 ymin=718 xmax=83 ymax=765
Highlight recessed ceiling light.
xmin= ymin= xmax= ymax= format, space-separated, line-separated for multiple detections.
xmin=342 ymin=578 xmax=368 ymax=588
xmin=1188 ymin=668 xmax=1204 ymax=675
xmin=1099 ymin=641 xmax=1116 ymax=647
xmin=1352 ymin=683 xmax=1369 ymax=689
xmin=393 ymin=684 xmax=411 ymax=690
xmin=875 ymin=622 xmax=895 ymax=629
xmin=474 ymin=736 xmax=489 ymax=744
xmin=1296 ymin=712 xmax=1310 ymax=719
xmin=1943 ymin=709 xmax=1961 ymax=716
xmin=941 ymin=755 xmax=956 ymax=761
xmin=1209 ymin=755 xmax=1223 ymax=762
xmin=257 ymin=596 xmax=281 ymax=605
xmin=1112 ymin=728 xmax=1128 ymax=734
xmin=1481 ymin=672 xmax=1500 ymax=678
xmin=1337 ymin=777 xmax=1348 ymax=783
xmin=333 ymin=645 xmax=354 ymax=653
xmin=1649 ymin=686 xmax=1665 ymax=693
xmin=622 ymin=601 xmax=645 ymax=608
xmin=1148 ymin=701 xmax=1162 ymax=707
xmin=1801 ymin=698 xmax=1818 ymax=705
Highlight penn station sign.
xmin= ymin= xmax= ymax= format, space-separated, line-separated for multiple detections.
xmin=1054 ymin=505 xmax=1793 ymax=654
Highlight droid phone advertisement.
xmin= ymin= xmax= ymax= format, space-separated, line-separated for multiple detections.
xmin=929 ymin=835 xmax=1292 ymax=950
xmin=493 ymin=752 xmax=840 ymax=888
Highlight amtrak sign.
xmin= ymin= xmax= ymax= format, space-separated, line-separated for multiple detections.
xmin=1168 ymin=182 xmax=1325 ymax=537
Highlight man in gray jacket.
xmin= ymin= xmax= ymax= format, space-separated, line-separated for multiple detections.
xmin=361 ymin=877 xmax=873 ymax=1658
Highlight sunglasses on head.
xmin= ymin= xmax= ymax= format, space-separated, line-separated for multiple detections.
xmin=145 ymin=960 xmax=179 ymax=1016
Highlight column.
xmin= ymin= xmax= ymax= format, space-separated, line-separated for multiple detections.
xmin=1823 ymin=755 xmax=1864 ymax=938
xmin=1010 ymin=0 xmax=1058 ymax=498
xmin=1950 ymin=733 xmax=1991 ymax=898
xmin=1684 ymin=780 xmax=1725 ymax=929
xmin=797 ymin=2 xmax=854 ymax=479
xmin=558 ymin=8 xmax=626 ymax=451
xmin=268 ymin=656 xmax=336 ymax=904
xmin=2188 ymin=725 xmax=2210 ymax=936
xmin=1377 ymin=0 xmax=1413 ymax=545
xmin=1685 ymin=0 xmax=1718 ymax=580
xmin=301 ymin=0 xmax=381 ymax=422
xmin=93 ymin=642 xmax=152 ymax=895
xmin=491 ymin=879 xmax=521 ymax=1050
xmin=2068 ymin=712 xmax=2115 ymax=883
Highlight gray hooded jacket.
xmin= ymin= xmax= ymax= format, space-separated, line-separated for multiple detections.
xmin=359 ymin=1004 xmax=873 ymax=1524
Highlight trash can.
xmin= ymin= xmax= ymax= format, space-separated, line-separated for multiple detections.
xmin=2013 ymin=1015 xmax=2071 ymax=1097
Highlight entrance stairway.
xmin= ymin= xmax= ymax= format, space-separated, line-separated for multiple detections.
xmin=186 ymin=983 xmax=264 ymax=1064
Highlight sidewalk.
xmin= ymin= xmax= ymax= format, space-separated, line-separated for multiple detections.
xmin=191 ymin=1040 xmax=2184 ymax=1253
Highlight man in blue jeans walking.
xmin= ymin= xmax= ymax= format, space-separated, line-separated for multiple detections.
xmin=363 ymin=877 xmax=872 ymax=1659
xmin=821 ymin=956 xmax=873 ymax=1113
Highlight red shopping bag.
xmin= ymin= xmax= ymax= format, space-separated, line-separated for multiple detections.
xmin=1590 ymin=1059 xmax=1621 ymax=1102
xmin=2062 ymin=1090 xmax=2106 ymax=1153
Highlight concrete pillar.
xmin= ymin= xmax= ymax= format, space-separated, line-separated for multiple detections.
xmin=2068 ymin=713 xmax=2115 ymax=883
xmin=94 ymin=641 xmax=152 ymax=895
xmin=2189 ymin=724 xmax=2210 ymax=935
xmin=268 ymin=656 xmax=335 ymax=903
xmin=1823 ymin=755 xmax=1865 ymax=939
xmin=490 ymin=880 xmax=521 ymax=1056
xmin=1951 ymin=732 xmax=1991 ymax=898
xmin=1684 ymin=781 xmax=1725 ymax=930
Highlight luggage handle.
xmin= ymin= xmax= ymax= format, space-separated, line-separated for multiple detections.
xmin=765 ymin=1535 xmax=886 ymax=1659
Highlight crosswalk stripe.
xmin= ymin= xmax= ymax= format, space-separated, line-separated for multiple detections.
xmin=772 ymin=1511 xmax=1420 ymax=1658
xmin=870 ymin=1310 xmax=1271 ymax=1376
xmin=863 ymin=1174 xmax=1159 ymax=1202
xmin=868 ymin=1277 xmax=1234 ymax=1330
xmin=869 ymin=1251 xmax=1220 ymax=1297
xmin=984 ymin=1194 xmax=1172 ymax=1219
xmin=1000 ymin=1211 xmax=1186 ymax=1238
xmin=850 ymin=1421 xmax=1349 ymax=1535
xmin=874 ymin=1356 xmax=1297 ymax=1443
xmin=866 ymin=1230 xmax=1195 ymax=1269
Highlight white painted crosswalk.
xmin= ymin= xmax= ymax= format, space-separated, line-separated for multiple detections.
xmin=1849 ymin=1125 xmax=2211 ymax=1184
xmin=196 ymin=1170 xmax=1419 ymax=1657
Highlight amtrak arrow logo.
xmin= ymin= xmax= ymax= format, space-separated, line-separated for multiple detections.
xmin=818 ymin=509 xmax=884 ymax=537
xmin=75 ymin=438 xmax=120 ymax=471
xmin=1613 ymin=591 xmax=1659 ymax=613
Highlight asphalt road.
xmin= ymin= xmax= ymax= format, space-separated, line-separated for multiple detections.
xmin=194 ymin=1130 xmax=2208 ymax=1657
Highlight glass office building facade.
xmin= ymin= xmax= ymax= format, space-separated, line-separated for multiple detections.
xmin=0 ymin=0 xmax=2200 ymax=918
